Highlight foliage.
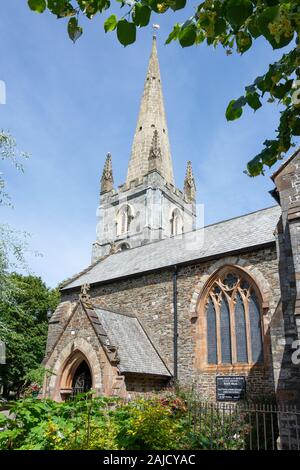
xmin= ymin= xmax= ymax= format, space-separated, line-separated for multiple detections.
xmin=0 ymin=274 xmax=60 ymax=398
xmin=0 ymin=131 xmax=32 ymax=305
xmin=0 ymin=395 xmax=119 ymax=450
xmin=113 ymin=396 xmax=188 ymax=449
xmin=23 ymin=365 xmax=54 ymax=389
xmin=0 ymin=130 xmax=28 ymax=207
xmin=26 ymin=1 xmax=300 ymax=176
xmin=0 ymin=392 xmax=250 ymax=450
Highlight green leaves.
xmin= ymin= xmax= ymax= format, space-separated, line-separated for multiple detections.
xmin=236 ymin=31 xmax=252 ymax=53
xmin=171 ymin=0 xmax=187 ymax=11
xmin=27 ymin=0 xmax=46 ymax=13
xmin=246 ymin=92 xmax=262 ymax=111
xmin=133 ymin=4 xmax=151 ymax=27
xmin=104 ymin=14 xmax=117 ymax=33
xmin=117 ymin=20 xmax=136 ymax=47
xmin=68 ymin=17 xmax=83 ymax=43
xmin=78 ymin=0 xmax=110 ymax=18
xmin=179 ymin=24 xmax=197 ymax=47
xmin=226 ymin=0 xmax=253 ymax=29
xmin=165 ymin=24 xmax=181 ymax=44
xmin=226 ymin=99 xmax=244 ymax=121
xmin=257 ymin=6 xmax=294 ymax=49
xmin=47 ymin=0 xmax=76 ymax=18
xmin=214 ymin=17 xmax=227 ymax=36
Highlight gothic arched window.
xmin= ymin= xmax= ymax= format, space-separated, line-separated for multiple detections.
xmin=116 ymin=205 xmax=133 ymax=236
xmin=201 ymin=269 xmax=264 ymax=367
xmin=170 ymin=209 xmax=183 ymax=236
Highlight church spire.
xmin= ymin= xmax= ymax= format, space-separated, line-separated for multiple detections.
xmin=126 ymin=36 xmax=174 ymax=185
xmin=100 ymin=153 xmax=114 ymax=194
xmin=184 ymin=161 xmax=196 ymax=202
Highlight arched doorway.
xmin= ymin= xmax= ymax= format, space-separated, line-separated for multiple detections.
xmin=72 ymin=360 xmax=92 ymax=395
xmin=59 ymin=350 xmax=93 ymax=400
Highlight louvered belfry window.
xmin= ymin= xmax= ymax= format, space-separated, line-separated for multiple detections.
xmin=205 ymin=271 xmax=264 ymax=365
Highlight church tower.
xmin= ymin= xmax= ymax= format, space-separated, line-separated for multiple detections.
xmin=91 ymin=36 xmax=196 ymax=262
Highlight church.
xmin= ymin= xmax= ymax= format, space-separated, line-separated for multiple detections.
xmin=42 ymin=37 xmax=300 ymax=406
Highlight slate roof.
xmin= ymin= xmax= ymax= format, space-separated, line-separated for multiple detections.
xmin=95 ymin=308 xmax=171 ymax=376
xmin=62 ymin=205 xmax=281 ymax=290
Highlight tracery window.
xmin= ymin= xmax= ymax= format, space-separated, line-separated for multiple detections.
xmin=203 ymin=270 xmax=264 ymax=366
xmin=116 ymin=205 xmax=132 ymax=236
xmin=170 ymin=209 xmax=183 ymax=236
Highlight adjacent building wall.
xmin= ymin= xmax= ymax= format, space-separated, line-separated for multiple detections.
xmin=272 ymin=151 xmax=300 ymax=406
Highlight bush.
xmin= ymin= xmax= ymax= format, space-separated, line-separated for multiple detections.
xmin=113 ymin=396 xmax=189 ymax=450
xmin=0 ymin=395 xmax=118 ymax=450
xmin=0 ymin=392 xmax=249 ymax=450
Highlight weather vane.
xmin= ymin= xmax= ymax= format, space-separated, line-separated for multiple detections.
xmin=152 ymin=23 xmax=160 ymax=38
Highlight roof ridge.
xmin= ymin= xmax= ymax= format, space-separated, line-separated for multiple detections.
xmin=201 ymin=204 xmax=278 ymax=231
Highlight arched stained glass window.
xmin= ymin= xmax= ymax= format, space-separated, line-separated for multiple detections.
xmin=207 ymin=298 xmax=217 ymax=364
xmin=204 ymin=269 xmax=264 ymax=366
xmin=249 ymin=292 xmax=263 ymax=363
xmin=220 ymin=296 xmax=232 ymax=363
xmin=235 ymin=293 xmax=248 ymax=363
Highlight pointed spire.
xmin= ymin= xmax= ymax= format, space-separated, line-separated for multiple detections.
xmin=101 ymin=153 xmax=114 ymax=194
xmin=184 ymin=161 xmax=196 ymax=202
xmin=148 ymin=129 xmax=162 ymax=172
xmin=126 ymin=36 xmax=174 ymax=185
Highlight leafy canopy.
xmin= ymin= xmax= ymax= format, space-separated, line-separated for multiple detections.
xmin=0 ymin=273 xmax=60 ymax=397
xmin=27 ymin=0 xmax=300 ymax=176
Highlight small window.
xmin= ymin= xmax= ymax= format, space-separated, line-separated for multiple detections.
xmin=116 ymin=205 xmax=133 ymax=236
xmin=118 ymin=242 xmax=130 ymax=252
xmin=170 ymin=209 xmax=183 ymax=236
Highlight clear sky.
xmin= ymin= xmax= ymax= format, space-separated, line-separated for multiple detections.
xmin=1 ymin=1 xmax=298 ymax=288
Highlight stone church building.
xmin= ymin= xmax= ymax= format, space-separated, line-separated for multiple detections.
xmin=42 ymin=37 xmax=300 ymax=406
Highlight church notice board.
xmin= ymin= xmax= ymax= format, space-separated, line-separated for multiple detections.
xmin=216 ymin=376 xmax=246 ymax=401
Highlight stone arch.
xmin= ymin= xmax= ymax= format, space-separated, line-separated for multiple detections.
xmin=60 ymin=351 xmax=92 ymax=392
xmin=189 ymin=257 xmax=271 ymax=320
xmin=48 ymin=337 xmax=102 ymax=401
xmin=170 ymin=207 xmax=183 ymax=236
xmin=193 ymin=261 xmax=270 ymax=370
xmin=117 ymin=241 xmax=131 ymax=251
xmin=116 ymin=203 xmax=134 ymax=236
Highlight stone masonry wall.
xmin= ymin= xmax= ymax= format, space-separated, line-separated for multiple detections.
xmin=43 ymin=303 xmax=123 ymax=401
xmin=61 ymin=245 xmax=280 ymax=402
xmin=272 ymin=150 xmax=300 ymax=405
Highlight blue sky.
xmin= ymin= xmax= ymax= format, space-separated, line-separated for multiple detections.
xmin=0 ymin=1 xmax=298 ymax=288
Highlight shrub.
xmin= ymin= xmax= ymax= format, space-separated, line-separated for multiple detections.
xmin=0 ymin=392 xmax=250 ymax=450
xmin=113 ymin=396 xmax=188 ymax=450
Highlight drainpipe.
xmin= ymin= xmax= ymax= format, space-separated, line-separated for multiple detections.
xmin=173 ymin=265 xmax=178 ymax=381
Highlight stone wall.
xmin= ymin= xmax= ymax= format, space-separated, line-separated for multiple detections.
xmin=92 ymin=170 xmax=195 ymax=262
xmin=272 ymin=150 xmax=300 ymax=405
xmin=43 ymin=302 xmax=125 ymax=401
xmin=61 ymin=245 xmax=280 ymax=402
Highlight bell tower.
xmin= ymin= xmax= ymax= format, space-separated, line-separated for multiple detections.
xmin=92 ymin=37 xmax=196 ymax=263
